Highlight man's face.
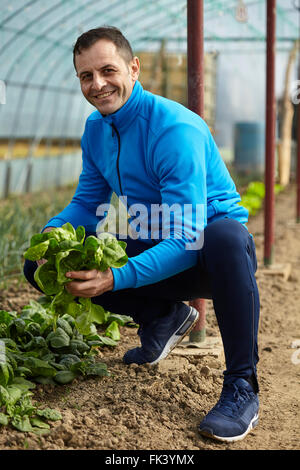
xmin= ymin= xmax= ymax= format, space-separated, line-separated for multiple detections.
xmin=75 ymin=39 xmax=140 ymax=115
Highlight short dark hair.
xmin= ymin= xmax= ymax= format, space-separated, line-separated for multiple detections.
xmin=73 ymin=26 xmax=134 ymax=70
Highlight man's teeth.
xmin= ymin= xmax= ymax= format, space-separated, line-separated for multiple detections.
xmin=96 ymin=91 xmax=114 ymax=98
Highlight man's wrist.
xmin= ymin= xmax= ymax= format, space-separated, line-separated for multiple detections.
xmin=104 ymin=268 xmax=114 ymax=292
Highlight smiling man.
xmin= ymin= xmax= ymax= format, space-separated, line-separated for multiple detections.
xmin=24 ymin=26 xmax=260 ymax=443
xmin=76 ymin=38 xmax=139 ymax=116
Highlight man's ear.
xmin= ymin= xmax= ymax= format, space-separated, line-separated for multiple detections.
xmin=130 ymin=56 xmax=140 ymax=81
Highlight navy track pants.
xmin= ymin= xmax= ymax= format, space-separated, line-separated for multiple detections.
xmin=24 ymin=218 xmax=260 ymax=391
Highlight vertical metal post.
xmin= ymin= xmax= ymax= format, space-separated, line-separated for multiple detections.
xmin=187 ymin=0 xmax=206 ymax=342
xmin=297 ymin=4 xmax=300 ymax=223
xmin=187 ymin=0 xmax=204 ymax=116
xmin=25 ymin=159 xmax=33 ymax=193
xmin=264 ymin=0 xmax=276 ymax=266
xmin=297 ymin=76 xmax=300 ymax=222
xmin=4 ymin=161 xmax=11 ymax=199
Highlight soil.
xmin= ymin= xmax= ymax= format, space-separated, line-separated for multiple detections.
xmin=0 ymin=184 xmax=300 ymax=451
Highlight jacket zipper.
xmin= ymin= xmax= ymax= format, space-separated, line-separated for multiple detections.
xmin=111 ymin=123 xmax=123 ymax=195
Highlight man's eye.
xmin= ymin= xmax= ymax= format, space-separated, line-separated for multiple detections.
xmin=104 ymin=68 xmax=114 ymax=73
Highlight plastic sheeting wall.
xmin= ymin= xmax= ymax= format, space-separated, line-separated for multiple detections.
xmin=0 ymin=152 xmax=81 ymax=198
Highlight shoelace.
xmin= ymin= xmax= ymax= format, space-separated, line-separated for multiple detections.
xmin=215 ymin=384 xmax=254 ymax=418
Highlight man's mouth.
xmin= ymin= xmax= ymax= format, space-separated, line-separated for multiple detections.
xmin=93 ymin=90 xmax=115 ymax=99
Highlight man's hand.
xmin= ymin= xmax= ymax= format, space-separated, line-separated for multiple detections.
xmin=64 ymin=268 xmax=114 ymax=298
xmin=36 ymin=226 xmax=56 ymax=267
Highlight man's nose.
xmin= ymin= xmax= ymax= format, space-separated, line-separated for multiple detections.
xmin=92 ymin=73 xmax=106 ymax=90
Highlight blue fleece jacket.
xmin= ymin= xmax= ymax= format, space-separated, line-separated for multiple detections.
xmin=44 ymin=80 xmax=248 ymax=291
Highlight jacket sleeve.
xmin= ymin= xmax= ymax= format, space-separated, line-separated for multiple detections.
xmin=43 ymin=122 xmax=112 ymax=233
xmin=111 ymin=123 xmax=209 ymax=291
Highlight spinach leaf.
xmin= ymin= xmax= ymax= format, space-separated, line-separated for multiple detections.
xmin=30 ymin=416 xmax=50 ymax=429
xmin=23 ymin=240 xmax=50 ymax=261
xmin=8 ymin=318 xmax=27 ymax=337
xmin=6 ymin=385 xmax=23 ymax=406
xmin=59 ymin=354 xmax=81 ymax=368
xmin=54 ymin=370 xmax=77 ymax=384
xmin=47 ymin=223 xmax=77 ymax=243
xmin=0 ymin=363 xmax=10 ymax=386
xmin=36 ymin=408 xmax=62 ymax=421
xmin=98 ymin=234 xmax=128 ymax=270
xmin=56 ymin=249 xmax=85 ymax=284
xmin=0 ymin=310 xmax=17 ymax=325
xmin=85 ymin=362 xmax=109 ymax=377
xmin=23 ymin=357 xmax=57 ymax=377
xmin=56 ymin=318 xmax=73 ymax=337
xmin=46 ymin=328 xmax=70 ymax=349
xmin=0 ymin=384 xmax=10 ymax=406
xmin=76 ymin=225 xmax=85 ymax=243
xmin=11 ymin=377 xmax=36 ymax=390
xmin=0 ymin=412 xmax=9 ymax=426
xmin=11 ymin=415 xmax=34 ymax=432
xmin=34 ymin=262 xmax=61 ymax=295
xmin=97 ymin=336 xmax=118 ymax=347
xmin=105 ymin=320 xmax=121 ymax=341
xmin=107 ymin=313 xmax=133 ymax=326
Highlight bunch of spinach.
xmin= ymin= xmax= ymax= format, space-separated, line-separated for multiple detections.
xmin=23 ymin=223 xmax=128 ymax=335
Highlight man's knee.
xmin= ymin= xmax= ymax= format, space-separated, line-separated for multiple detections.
xmin=202 ymin=218 xmax=258 ymax=282
xmin=23 ymin=259 xmax=43 ymax=293
xmin=204 ymin=218 xmax=249 ymax=258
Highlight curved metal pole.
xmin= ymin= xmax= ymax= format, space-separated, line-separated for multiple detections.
xmin=0 ymin=0 xmax=70 ymax=58
xmin=0 ymin=0 xmax=41 ymax=28
xmin=3 ymin=0 xmax=178 ymax=81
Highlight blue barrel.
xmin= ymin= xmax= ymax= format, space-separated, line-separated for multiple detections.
xmin=234 ymin=122 xmax=265 ymax=173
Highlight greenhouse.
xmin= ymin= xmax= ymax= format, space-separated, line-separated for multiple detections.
xmin=0 ymin=0 xmax=300 ymax=453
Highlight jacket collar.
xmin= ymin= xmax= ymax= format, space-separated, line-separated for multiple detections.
xmin=101 ymin=80 xmax=143 ymax=131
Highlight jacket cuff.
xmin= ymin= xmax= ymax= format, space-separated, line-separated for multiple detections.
xmin=111 ymin=261 xmax=137 ymax=291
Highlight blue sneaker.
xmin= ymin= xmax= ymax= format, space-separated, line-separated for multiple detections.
xmin=123 ymin=305 xmax=199 ymax=365
xmin=198 ymin=377 xmax=259 ymax=442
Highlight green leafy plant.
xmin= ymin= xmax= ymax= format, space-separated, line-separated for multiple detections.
xmin=0 ymin=297 xmax=132 ymax=433
xmin=23 ymin=223 xmax=128 ymax=333
xmin=0 ymin=224 xmax=134 ymax=433
xmin=239 ymin=181 xmax=284 ymax=216
xmin=0 ymin=372 xmax=61 ymax=434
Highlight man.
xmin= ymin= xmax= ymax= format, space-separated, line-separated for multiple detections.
xmin=24 ymin=26 xmax=260 ymax=443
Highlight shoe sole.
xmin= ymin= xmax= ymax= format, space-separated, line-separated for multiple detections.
xmin=199 ymin=413 xmax=259 ymax=443
xmin=150 ymin=306 xmax=199 ymax=365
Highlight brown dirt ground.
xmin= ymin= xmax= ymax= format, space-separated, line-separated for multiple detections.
xmin=0 ymin=184 xmax=300 ymax=451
